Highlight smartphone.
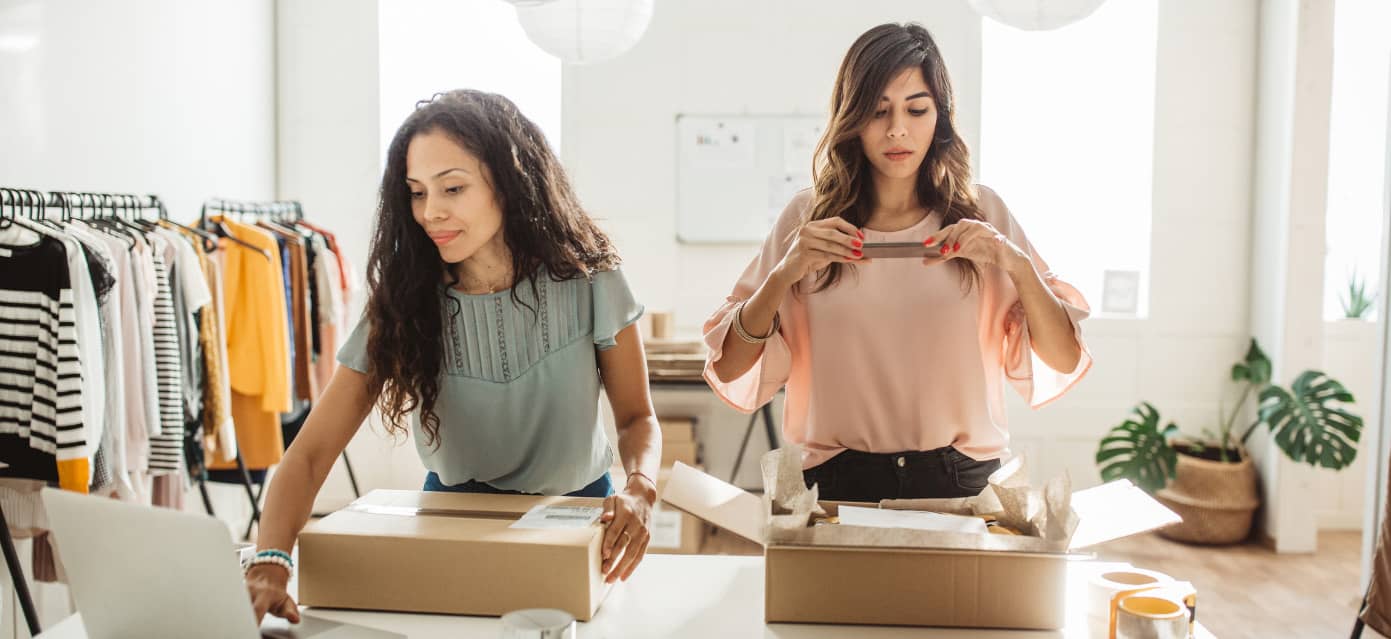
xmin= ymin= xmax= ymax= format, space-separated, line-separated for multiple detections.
xmin=859 ymin=241 xmax=943 ymax=259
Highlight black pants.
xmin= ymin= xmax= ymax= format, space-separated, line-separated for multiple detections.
xmin=802 ymin=446 xmax=1002 ymax=502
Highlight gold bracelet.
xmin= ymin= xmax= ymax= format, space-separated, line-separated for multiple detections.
xmin=733 ymin=300 xmax=779 ymax=344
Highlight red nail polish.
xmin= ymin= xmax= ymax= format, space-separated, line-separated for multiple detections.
xmin=924 ymin=236 xmax=935 ymax=245
xmin=953 ymin=242 xmax=961 ymax=252
xmin=852 ymin=239 xmax=863 ymax=248
xmin=852 ymin=249 xmax=863 ymax=258
xmin=942 ymin=245 xmax=951 ymax=255
xmin=857 ymin=230 xmax=865 ymax=239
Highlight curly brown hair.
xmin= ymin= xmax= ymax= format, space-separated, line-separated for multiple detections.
xmin=808 ymin=22 xmax=985 ymax=293
xmin=363 ymin=89 xmax=619 ymax=447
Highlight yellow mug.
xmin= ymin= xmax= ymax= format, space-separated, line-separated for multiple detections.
xmin=1115 ymin=595 xmax=1188 ymax=639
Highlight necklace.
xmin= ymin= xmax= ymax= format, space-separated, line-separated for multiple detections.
xmin=456 ymin=271 xmax=512 ymax=295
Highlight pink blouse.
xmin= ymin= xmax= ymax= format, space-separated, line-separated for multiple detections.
xmin=702 ymin=185 xmax=1092 ymax=469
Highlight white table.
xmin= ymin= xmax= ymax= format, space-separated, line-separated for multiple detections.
xmin=38 ymin=555 xmax=1213 ymax=638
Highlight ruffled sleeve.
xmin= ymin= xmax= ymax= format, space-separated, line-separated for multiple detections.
xmin=701 ymin=191 xmax=807 ymax=413
xmin=336 ymin=312 xmax=370 ymax=373
xmin=979 ymin=186 xmax=1093 ymax=408
xmin=591 ymin=267 xmax=645 ymax=350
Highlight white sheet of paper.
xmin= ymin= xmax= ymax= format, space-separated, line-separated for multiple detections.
xmin=509 ymin=505 xmax=603 ymax=530
xmin=838 ymin=505 xmax=989 ymax=534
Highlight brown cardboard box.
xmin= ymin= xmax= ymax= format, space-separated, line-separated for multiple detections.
xmin=298 ymin=490 xmax=612 ymax=620
xmin=647 ymin=467 xmax=706 ymax=554
xmin=661 ymin=452 xmax=1181 ymax=630
xmin=658 ymin=417 xmax=696 ymax=443
xmin=660 ymin=439 xmax=699 ymax=467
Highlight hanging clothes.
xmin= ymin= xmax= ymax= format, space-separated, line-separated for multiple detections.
xmin=308 ymin=233 xmax=344 ymax=395
xmin=80 ymin=224 xmax=152 ymax=494
xmin=0 ymin=227 xmax=88 ymax=491
xmin=207 ymin=216 xmax=291 ymax=472
xmin=63 ymin=223 xmax=131 ymax=497
xmin=200 ymin=245 xmax=237 ymax=464
xmin=257 ymin=223 xmax=315 ymax=403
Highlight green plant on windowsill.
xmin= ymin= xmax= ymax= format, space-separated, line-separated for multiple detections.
xmin=1341 ymin=268 xmax=1377 ymax=320
xmin=1095 ymin=339 xmax=1364 ymax=494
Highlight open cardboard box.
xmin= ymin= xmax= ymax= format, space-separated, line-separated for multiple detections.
xmin=648 ymin=466 xmax=707 ymax=554
xmin=660 ymin=448 xmax=1181 ymax=630
xmin=298 ymin=490 xmax=612 ymax=620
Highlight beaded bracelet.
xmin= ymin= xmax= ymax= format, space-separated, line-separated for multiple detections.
xmin=247 ymin=554 xmax=293 ymax=575
xmin=246 ymin=549 xmax=294 ymax=574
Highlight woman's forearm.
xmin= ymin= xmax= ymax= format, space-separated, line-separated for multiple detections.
xmin=712 ymin=267 xmax=795 ymax=383
xmin=616 ymin=415 xmax=662 ymax=500
xmin=257 ymin=369 xmax=376 ymax=554
xmin=1004 ymin=253 xmax=1082 ymax=372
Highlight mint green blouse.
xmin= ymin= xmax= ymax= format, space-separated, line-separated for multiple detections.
xmin=337 ymin=268 xmax=644 ymax=495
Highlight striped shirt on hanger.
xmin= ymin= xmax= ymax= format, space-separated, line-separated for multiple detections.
xmin=0 ymin=233 xmax=88 ymax=490
xmin=148 ymin=244 xmax=184 ymax=474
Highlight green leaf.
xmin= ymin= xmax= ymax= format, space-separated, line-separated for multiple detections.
xmin=1095 ymin=403 xmax=1179 ymax=494
xmin=1242 ymin=339 xmax=1272 ymax=385
xmin=1259 ymin=371 xmax=1364 ymax=470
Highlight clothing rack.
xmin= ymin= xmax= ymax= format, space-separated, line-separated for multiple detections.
xmin=198 ymin=197 xmax=361 ymax=538
xmin=1 ymin=188 xmax=271 ymax=529
xmin=200 ymin=197 xmax=304 ymax=226
xmin=0 ymin=463 xmax=41 ymax=637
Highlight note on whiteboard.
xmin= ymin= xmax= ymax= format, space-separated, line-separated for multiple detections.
xmin=769 ymin=172 xmax=811 ymax=212
xmin=782 ymin=120 xmax=825 ymax=173
xmin=688 ymin=120 xmax=756 ymax=169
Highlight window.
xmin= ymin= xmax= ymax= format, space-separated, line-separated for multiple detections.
xmin=979 ymin=1 xmax=1158 ymax=318
xmin=1323 ymin=0 xmax=1391 ymax=321
xmin=377 ymin=1 xmax=562 ymax=166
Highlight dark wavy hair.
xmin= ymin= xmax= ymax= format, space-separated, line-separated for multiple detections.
xmin=808 ymin=22 xmax=985 ymax=293
xmin=363 ymin=89 xmax=619 ymax=447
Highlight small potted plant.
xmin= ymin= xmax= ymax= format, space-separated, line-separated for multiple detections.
xmin=1341 ymin=269 xmax=1377 ymax=320
xmin=1095 ymin=339 xmax=1363 ymax=544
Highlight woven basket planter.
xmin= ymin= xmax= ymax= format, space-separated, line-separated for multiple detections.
xmin=1154 ymin=444 xmax=1260 ymax=545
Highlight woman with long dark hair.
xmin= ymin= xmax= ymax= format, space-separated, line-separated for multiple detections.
xmin=705 ymin=23 xmax=1092 ymax=503
xmin=245 ymin=90 xmax=661 ymax=622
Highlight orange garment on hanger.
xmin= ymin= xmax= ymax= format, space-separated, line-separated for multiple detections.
xmin=207 ymin=217 xmax=291 ymax=471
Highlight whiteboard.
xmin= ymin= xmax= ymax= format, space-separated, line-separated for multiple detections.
xmin=675 ymin=114 xmax=826 ymax=244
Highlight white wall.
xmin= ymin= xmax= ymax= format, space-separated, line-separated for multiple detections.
xmin=378 ymin=0 xmax=562 ymax=166
xmin=561 ymin=0 xmax=1265 ymax=492
xmin=0 ymin=0 xmax=275 ymax=220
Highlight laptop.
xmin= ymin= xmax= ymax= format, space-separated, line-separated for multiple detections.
xmin=41 ymin=488 xmax=403 ymax=639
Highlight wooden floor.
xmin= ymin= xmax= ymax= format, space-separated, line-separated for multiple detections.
xmin=699 ymin=527 xmax=1365 ymax=638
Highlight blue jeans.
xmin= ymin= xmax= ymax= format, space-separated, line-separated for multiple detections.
xmin=422 ymin=471 xmax=614 ymax=498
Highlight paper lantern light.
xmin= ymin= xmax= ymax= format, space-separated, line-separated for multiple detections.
xmin=511 ymin=0 xmax=654 ymax=65
xmin=968 ymin=0 xmax=1107 ymax=31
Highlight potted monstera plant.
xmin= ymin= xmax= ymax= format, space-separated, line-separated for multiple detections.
xmin=1095 ymin=339 xmax=1363 ymax=544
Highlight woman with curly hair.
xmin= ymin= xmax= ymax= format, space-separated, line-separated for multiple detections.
xmin=705 ymin=23 xmax=1092 ymax=504
xmin=245 ymin=90 xmax=660 ymax=623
